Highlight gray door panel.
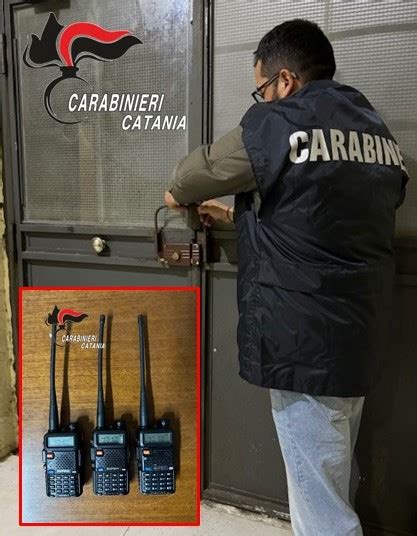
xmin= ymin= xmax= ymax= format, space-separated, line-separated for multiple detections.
xmin=27 ymin=261 xmax=192 ymax=287
xmin=205 ymin=271 xmax=289 ymax=516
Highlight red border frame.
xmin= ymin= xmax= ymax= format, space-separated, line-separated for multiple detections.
xmin=18 ymin=286 xmax=201 ymax=526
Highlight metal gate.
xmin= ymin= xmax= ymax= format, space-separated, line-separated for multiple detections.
xmin=2 ymin=1 xmax=417 ymax=535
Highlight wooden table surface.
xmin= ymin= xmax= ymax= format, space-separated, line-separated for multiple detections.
xmin=21 ymin=289 xmax=198 ymax=524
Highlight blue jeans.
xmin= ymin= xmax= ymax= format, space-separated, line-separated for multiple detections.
xmin=270 ymin=389 xmax=365 ymax=536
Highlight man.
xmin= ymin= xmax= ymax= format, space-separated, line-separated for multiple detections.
xmin=165 ymin=19 xmax=408 ymax=536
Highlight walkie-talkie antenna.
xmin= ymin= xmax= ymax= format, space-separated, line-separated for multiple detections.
xmin=96 ymin=314 xmax=106 ymax=430
xmin=49 ymin=322 xmax=59 ymax=432
xmin=138 ymin=315 xmax=149 ymax=429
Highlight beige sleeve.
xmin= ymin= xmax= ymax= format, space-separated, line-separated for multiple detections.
xmin=169 ymin=125 xmax=256 ymax=204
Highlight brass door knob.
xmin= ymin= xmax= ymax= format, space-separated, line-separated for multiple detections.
xmin=91 ymin=236 xmax=106 ymax=254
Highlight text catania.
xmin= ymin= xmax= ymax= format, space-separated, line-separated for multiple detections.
xmin=289 ymin=129 xmax=407 ymax=172
xmin=68 ymin=92 xmax=186 ymax=130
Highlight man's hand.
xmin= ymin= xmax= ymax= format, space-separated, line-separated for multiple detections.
xmin=164 ymin=191 xmax=183 ymax=209
xmin=197 ymin=199 xmax=234 ymax=226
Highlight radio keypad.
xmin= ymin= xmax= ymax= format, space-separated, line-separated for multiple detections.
xmin=141 ymin=469 xmax=174 ymax=494
xmin=95 ymin=470 xmax=128 ymax=495
xmin=47 ymin=473 xmax=79 ymax=497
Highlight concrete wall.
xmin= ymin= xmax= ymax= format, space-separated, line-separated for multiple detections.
xmin=0 ymin=146 xmax=17 ymax=458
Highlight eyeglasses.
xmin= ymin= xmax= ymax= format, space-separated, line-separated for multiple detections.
xmin=251 ymin=71 xmax=298 ymax=103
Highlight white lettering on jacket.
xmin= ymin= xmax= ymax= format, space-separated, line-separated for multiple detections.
xmin=288 ymin=129 xmax=408 ymax=172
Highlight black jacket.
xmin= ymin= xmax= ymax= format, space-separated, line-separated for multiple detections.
xmin=236 ymin=79 xmax=408 ymax=396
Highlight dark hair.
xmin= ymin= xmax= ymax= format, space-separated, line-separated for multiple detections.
xmin=254 ymin=19 xmax=336 ymax=82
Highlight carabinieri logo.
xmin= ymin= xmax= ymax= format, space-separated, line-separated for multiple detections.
xmin=46 ymin=305 xmax=88 ymax=332
xmin=45 ymin=305 xmax=102 ymax=349
xmin=23 ymin=12 xmax=142 ymax=124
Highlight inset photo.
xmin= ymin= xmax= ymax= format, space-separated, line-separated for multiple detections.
xmin=19 ymin=287 xmax=200 ymax=525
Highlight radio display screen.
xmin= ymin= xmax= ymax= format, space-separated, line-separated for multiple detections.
xmin=97 ymin=433 xmax=124 ymax=445
xmin=47 ymin=435 xmax=75 ymax=447
xmin=143 ymin=432 xmax=172 ymax=444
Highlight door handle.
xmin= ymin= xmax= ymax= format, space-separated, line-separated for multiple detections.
xmin=91 ymin=236 xmax=107 ymax=254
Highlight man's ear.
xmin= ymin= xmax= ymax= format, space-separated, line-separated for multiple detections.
xmin=279 ymin=69 xmax=296 ymax=98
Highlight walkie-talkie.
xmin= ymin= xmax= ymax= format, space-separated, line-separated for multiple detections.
xmin=90 ymin=314 xmax=129 ymax=495
xmin=42 ymin=322 xmax=83 ymax=497
xmin=136 ymin=315 xmax=176 ymax=494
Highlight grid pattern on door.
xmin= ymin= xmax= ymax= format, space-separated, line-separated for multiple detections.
xmin=15 ymin=0 xmax=191 ymax=226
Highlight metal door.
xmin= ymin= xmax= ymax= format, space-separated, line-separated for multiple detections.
xmin=1 ymin=0 xmax=211 ymax=510
xmin=203 ymin=2 xmax=417 ymax=536
xmin=1 ymin=0 xmax=208 ymax=501
xmin=1 ymin=0 xmax=205 ymax=291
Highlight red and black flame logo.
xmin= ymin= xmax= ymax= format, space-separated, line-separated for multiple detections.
xmin=23 ymin=12 xmax=142 ymax=124
xmin=47 ymin=305 xmax=88 ymax=328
